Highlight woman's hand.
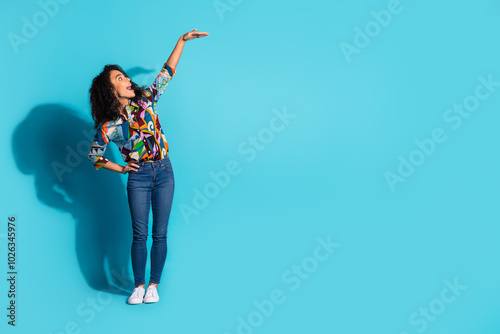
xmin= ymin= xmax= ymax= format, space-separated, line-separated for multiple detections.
xmin=182 ymin=28 xmax=209 ymax=41
xmin=121 ymin=161 xmax=140 ymax=174
xmin=167 ymin=29 xmax=209 ymax=71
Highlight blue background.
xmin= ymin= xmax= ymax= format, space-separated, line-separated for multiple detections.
xmin=2 ymin=0 xmax=500 ymax=333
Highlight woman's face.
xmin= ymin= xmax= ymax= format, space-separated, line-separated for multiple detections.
xmin=109 ymin=70 xmax=135 ymax=100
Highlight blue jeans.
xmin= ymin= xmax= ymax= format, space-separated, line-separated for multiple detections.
xmin=126 ymin=156 xmax=175 ymax=286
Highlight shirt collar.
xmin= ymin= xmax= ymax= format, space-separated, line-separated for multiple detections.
xmin=124 ymin=100 xmax=137 ymax=117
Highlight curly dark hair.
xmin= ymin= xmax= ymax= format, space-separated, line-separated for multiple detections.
xmin=89 ymin=65 xmax=147 ymax=129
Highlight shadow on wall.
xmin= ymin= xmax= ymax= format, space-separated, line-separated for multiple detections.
xmin=12 ymin=104 xmax=134 ymax=296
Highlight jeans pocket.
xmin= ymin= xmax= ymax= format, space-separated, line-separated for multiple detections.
xmin=160 ymin=161 xmax=173 ymax=172
xmin=129 ymin=165 xmax=143 ymax=173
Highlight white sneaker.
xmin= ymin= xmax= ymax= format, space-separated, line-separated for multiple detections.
xmin=143 ymin=285 xmax=160 ymax=303
xmin=127 ymin=286 xmax=145 ymax=304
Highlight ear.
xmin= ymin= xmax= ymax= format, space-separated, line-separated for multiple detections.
xmin=112 ymin=87 xmax=120 ymax=99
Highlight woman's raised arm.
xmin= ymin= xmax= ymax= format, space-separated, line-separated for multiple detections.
xmin=166 ymin=28 xmax=209 ymax=69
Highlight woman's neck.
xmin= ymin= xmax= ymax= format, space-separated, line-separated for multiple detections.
xmin=118 ymin=97 xmax=130 ymax=115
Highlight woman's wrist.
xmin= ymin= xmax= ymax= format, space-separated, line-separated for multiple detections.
xmin=101 ymin=160 xmax=127 ymax=174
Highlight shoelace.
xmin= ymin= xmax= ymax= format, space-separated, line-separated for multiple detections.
xmin=146 ymin=286 xmax=156 ymax=298
xmin=133 ymin=288 xmax=144 ymax=298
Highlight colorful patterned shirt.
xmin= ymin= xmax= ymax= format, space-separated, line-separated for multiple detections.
xmin=88 ymin=63 xmax=175 ymax=170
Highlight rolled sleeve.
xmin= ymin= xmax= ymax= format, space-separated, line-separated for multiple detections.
xmin=92 ymin=156 xmax=109 ymax=170
xmin=164 ymin=63 xmax=175 ymax=77
xmin=88 ymin=127 xmax=110 ymax=170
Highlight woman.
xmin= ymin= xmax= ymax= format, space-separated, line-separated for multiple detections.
xmin=87 ymin=28 xmax=209 ymax=304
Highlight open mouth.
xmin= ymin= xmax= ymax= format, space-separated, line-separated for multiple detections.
xmin=127 ymin=84 xmax=132 ymax=91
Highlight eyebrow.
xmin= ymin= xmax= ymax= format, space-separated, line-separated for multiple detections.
xmin=115 ymin=73 xmax=122 ymax=79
